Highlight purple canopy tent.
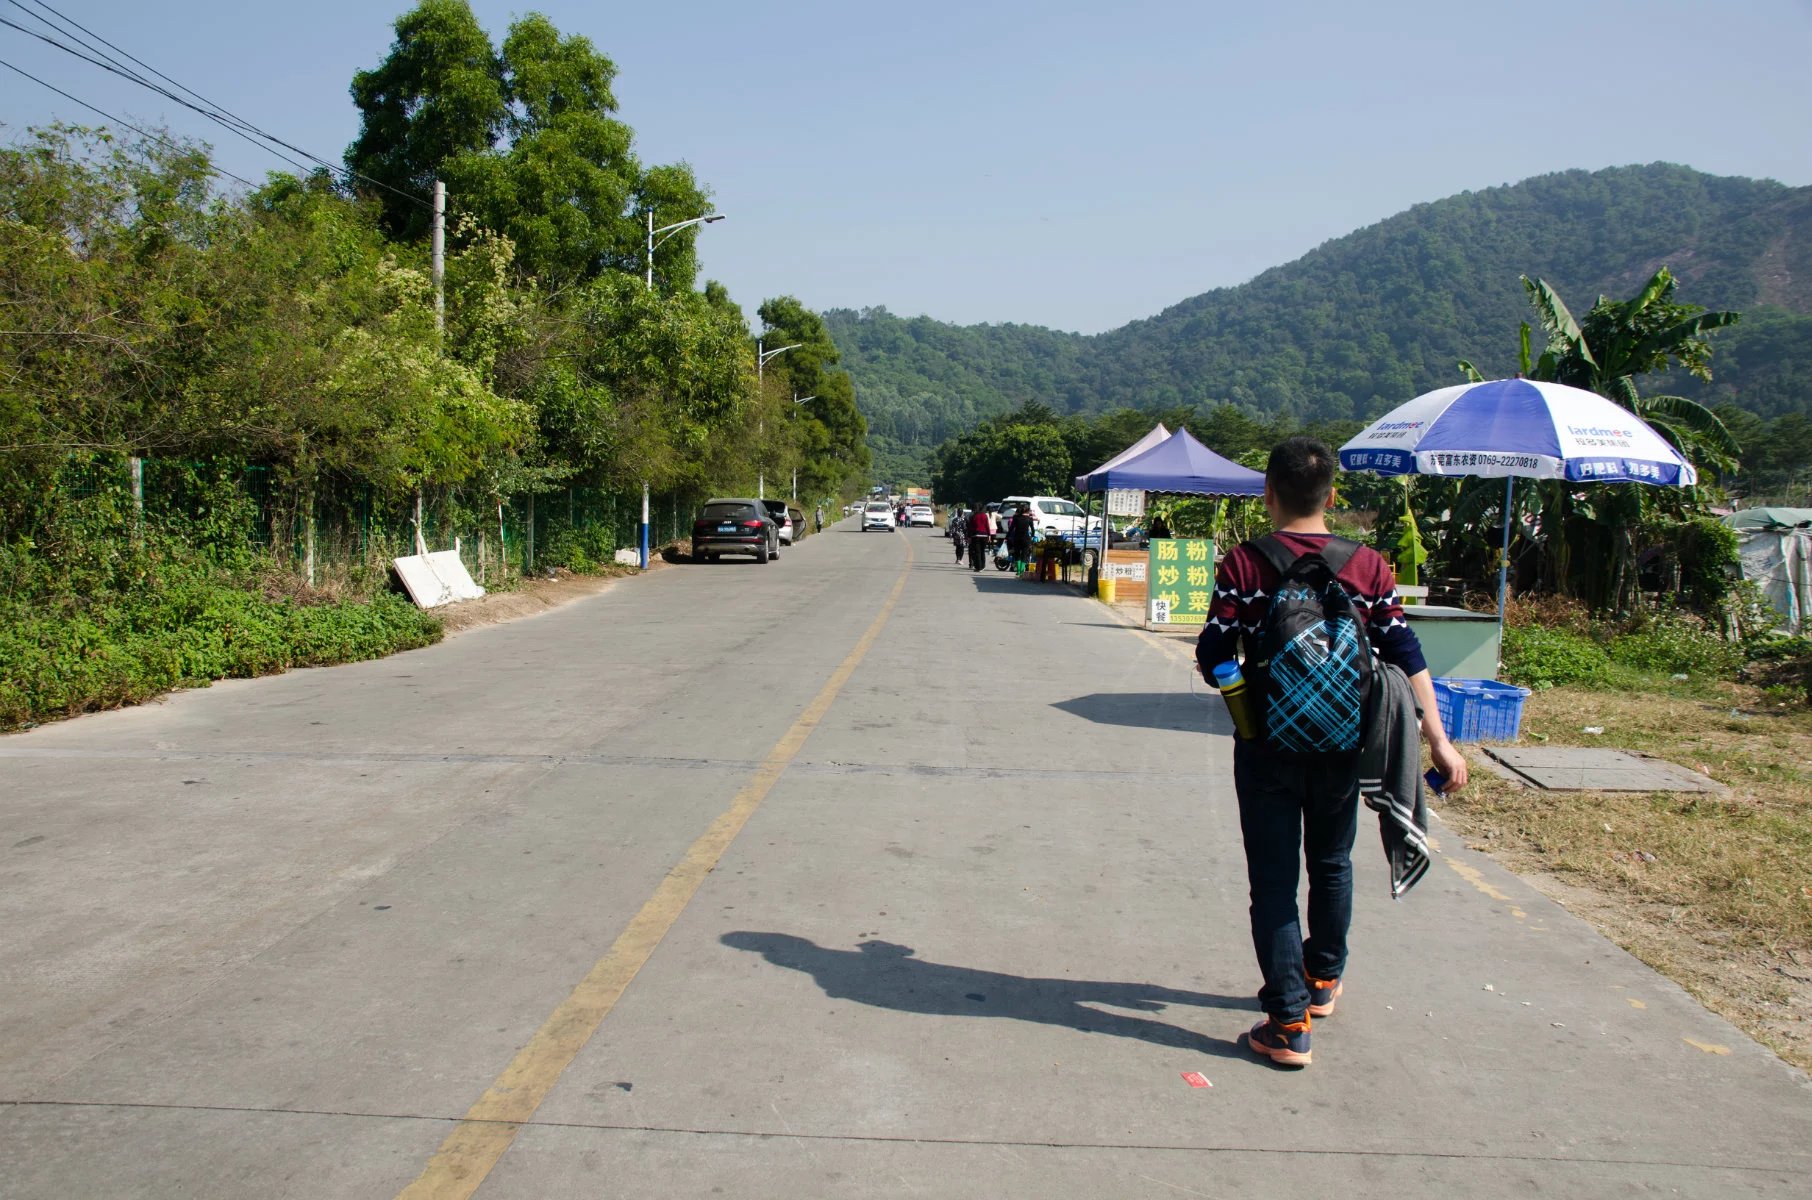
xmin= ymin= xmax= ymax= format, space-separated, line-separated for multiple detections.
xmin=1075 ymin=429 xmax=1265 ymax=585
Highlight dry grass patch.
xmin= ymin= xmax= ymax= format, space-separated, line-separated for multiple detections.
xmin=1436 ymin=682 xmax=1812 ymax=1071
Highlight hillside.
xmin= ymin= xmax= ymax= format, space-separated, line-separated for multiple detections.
xmin=828 ymin=164 xmax=1812 ymax=479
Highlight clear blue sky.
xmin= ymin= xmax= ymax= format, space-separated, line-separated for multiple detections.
xmin=3 ymin=0 xmax=1809 ymax=333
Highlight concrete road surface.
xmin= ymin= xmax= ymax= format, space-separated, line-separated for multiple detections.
xmin=3 ymin=522 xmax=1808 ymax=1198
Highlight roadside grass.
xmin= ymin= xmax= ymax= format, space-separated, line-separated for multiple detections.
xmin=0 ymin=577 xmax=442 ymax=732
xmin=1436 ymin=679 xmax=1812 ymax=1070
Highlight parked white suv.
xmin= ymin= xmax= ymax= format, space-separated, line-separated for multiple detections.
xmin=996 ymin=495 xmax=1101 ymax=537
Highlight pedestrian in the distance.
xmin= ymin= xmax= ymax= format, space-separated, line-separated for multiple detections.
xmin=1194 ymin=436 xmax=1468 ymax=1068
xmin=814 ymin=506 xmax=823 ymax=534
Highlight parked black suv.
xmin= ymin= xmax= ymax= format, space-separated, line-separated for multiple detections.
xmin=692 ymin=498 xmax=778 ymax=562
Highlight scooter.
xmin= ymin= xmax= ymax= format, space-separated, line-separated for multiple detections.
xmin=993 ymin=538 xmax=1013 ymax=571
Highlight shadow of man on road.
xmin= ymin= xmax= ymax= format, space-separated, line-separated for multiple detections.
xmin=1052 ymin=692 xmax=1212 ymax=734
xmin=722 ymin=933 xmax=1250 ymax=1059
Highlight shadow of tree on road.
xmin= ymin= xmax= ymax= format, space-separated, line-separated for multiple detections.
xmin=721 ymin=933 xmax=1251 ymax=1059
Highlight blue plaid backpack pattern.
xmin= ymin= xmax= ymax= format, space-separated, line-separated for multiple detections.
xmin=1245 ymin=535 xmax=1376 ymax=754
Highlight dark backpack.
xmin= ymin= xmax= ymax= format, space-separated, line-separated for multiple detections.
xmin=1244 ymin=535 xmax=1377 ymax=754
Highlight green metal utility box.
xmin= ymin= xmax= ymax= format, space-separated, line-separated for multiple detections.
xmin=1403 ymin=605 xmax=1500 ymax=680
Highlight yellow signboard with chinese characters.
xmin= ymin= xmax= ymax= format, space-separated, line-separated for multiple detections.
xmin=1146 ymin=538 xmax=1214 ymax=625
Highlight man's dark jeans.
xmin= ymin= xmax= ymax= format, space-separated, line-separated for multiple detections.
xmin=1232 ymin=740 xmax=1361 ymax=1021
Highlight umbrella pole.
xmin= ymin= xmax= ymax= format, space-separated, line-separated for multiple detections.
xmin=1496 ymin=476 xmax=1514 ymax=625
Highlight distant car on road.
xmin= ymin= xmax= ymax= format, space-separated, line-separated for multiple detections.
xmin=997 ymin=495 xmax=1101 ymax=538
xmin=906 ymin=505 xmax=933 ymax=527
xmin=760 ymin=499 xmax=797 ymax=544
xmin=862 ymin=501 xmax=897 ymax=532
xmin=692 ymin=498 xmax=778 ymax=563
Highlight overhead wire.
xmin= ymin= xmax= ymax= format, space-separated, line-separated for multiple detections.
xmin=0 ymin=3 xmax=429 ymax=206
xmin=0 ymin=55 xmax=263 ymax=191
xmin=9 ymin=0 xmax=371 ymax=189
xmin=12 ymin=0 xmax=266 ymax=138
xmin=0 ymin=12 xmax=317 ymax=177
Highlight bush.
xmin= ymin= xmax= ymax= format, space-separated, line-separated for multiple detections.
xmin=539 ymin=521 xmax=618 ymax=572
xmin=0 ymin=521 xmax=442 ymax=730
xmin=1502 ymin=624 xmax=1614 ymax=689
xmin=1606 ymin=613 xmax=1745 ymax=679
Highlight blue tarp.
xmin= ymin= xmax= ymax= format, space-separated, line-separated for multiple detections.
xmin=1075 ymin=428 xmax=1264 ymax=496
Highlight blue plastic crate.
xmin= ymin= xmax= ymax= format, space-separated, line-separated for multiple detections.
xmin=1432 ymin=677 xmax=1532 ymax=742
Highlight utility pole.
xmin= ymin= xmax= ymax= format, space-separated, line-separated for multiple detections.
xmin=639 ymin=482 xmax=650 ymax=569
xmin=424 ymin=179 xmax=445 ymax=559
xmin=431 ymin=181 xmax=445 ymax=333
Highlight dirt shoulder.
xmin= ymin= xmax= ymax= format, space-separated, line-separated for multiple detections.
xmin=1437 ymin=682 xmax=1812 ymax=1071
xmin=435 ymin=561 xmax=654 ymax=635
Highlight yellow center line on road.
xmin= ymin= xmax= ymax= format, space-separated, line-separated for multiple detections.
xmin=396 ymin=531 xmax=916 ymax=1200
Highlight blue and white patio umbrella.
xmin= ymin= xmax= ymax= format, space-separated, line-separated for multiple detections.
xmin=1338 ymin=378 xmax=1698 ymax=620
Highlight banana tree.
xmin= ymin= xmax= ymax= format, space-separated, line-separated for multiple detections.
xmin=1390 ymin=478 xmax=1428 ymax=590
xmin=1454 ymin=267 xmax=1740 ymax=613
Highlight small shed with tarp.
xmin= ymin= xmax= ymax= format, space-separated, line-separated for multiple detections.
xmin=1722 ymin=507 xmax=1812 ymax=633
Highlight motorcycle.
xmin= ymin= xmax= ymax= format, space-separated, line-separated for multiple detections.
xmin=993 ymin=537 xmax=1013 ymax=571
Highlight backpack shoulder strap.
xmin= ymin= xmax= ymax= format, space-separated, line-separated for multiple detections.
xmin=1247 ymin=534 xmax=1297 ymax=577
xmin=1316 ymin=536 xmax=1362 ymax=576
xmin=1251 ymin=533 xmax=1361 ymax=578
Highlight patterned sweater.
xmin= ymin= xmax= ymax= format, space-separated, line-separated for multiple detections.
xmin=1193 ymin=532 xmax=1428 ymax=679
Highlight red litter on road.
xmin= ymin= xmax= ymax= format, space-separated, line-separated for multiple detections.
xmin=1180 ymin=1072 xmax=1212 ymax=1089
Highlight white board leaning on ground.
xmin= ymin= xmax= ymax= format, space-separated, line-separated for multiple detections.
xmin=394 ymin=550 xmax=485 ymax=609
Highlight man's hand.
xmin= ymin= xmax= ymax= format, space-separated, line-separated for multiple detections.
xmin=1405 ymin=668 xmax=1469 ymax=792
xmin=1429 ymin=737 xmax=1469 ymax=792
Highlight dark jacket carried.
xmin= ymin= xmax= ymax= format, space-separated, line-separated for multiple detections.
xmin=1358 ymin=660 xmax=1431 ymax=898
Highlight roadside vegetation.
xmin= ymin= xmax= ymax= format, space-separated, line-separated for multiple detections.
xmin=0 ymin=1 xmax=868 ymax=728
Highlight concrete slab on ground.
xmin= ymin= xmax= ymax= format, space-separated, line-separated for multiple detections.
xmin=1484 ymin=746 xmax=1729 ymax=793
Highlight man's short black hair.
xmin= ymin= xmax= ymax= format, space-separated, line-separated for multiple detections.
xmin=1266 ymin=436 xmax=1337 ymax=518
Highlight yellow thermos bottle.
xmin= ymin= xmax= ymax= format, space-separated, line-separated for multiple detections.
xmin=1210 ymin=660 xmax=1262 ymax=741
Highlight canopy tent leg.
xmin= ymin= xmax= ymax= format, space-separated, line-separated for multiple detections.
xmin=1087 ymin=491 xmax=1101 ymax=591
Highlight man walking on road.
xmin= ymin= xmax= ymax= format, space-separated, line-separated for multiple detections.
xmin=1195 ymin=437 xmax=1469 ymax=1068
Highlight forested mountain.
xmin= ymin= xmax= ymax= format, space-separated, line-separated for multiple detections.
xmin=828 ymin=164 xmax=1812 ymax=481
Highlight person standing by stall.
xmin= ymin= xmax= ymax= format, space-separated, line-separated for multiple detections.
xmin=1008 ymin=503 xmax=1036 ymax=574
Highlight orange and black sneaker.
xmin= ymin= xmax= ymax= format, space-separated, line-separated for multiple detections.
xmin=1306 ymin=974 xmax=1343 ymax=1018
xmin=1246 ymin=1016 xmax=1311 ymax=1067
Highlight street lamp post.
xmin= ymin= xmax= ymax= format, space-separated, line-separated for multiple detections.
xmin=790 ymin=394 xmax=818 ymax=500
xmin=645 ymin=211 xmax=724 ymax=290
xmin=637 ymin=208 xmax=722 ymax=565
xmin=754 ymin=341 xmax=803 ymax=499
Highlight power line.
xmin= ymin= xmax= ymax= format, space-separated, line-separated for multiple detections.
xmin=0 ymin=55 xmax=263 ymax=190
xmin=0 ymin=12 xmax=315 ymax=177
xmin=13 ymin=0 xmax=264 ymax=139
xmin=6 ymin=0 xmax=349 ymax=184
xmin=0 ymin=5 xmax=429 ymax=207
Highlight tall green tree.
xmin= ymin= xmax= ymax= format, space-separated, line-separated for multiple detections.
xmin=346 ymin=0 xmax=504 ymax=242
xmin=347 ymin=1 xmax=712 ymax=288
xmin=755 ymin=296 xmax=870 ymax=499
